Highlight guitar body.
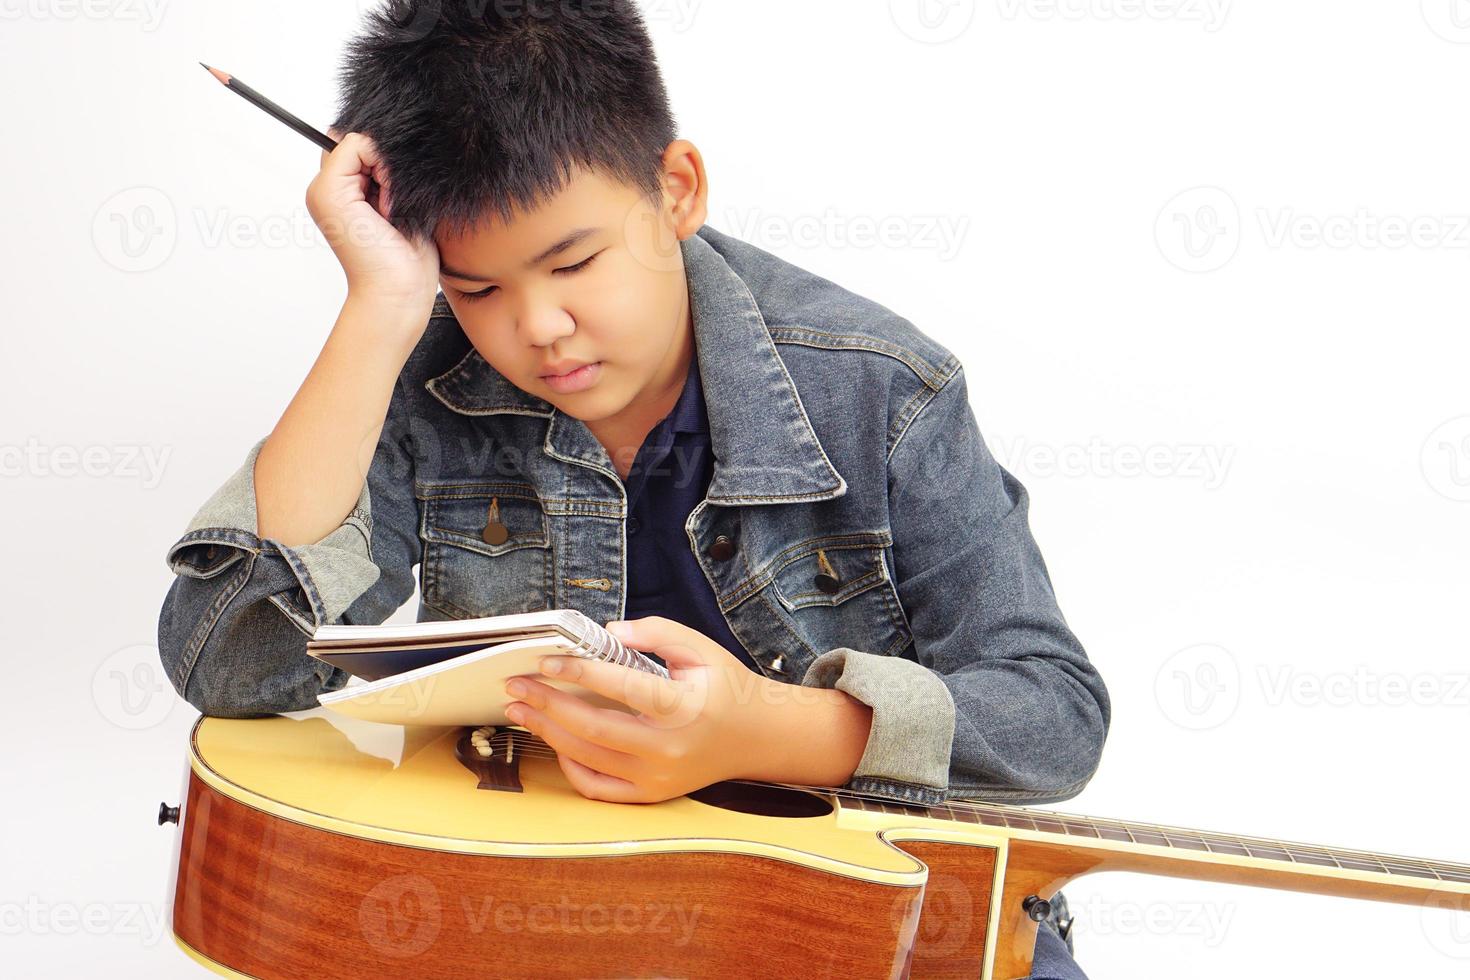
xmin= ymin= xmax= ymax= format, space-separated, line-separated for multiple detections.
xmin=168 ymin=715 xmax=1007 ymax=979
xmin=165 ymin=714 xmax=1470 ymax=979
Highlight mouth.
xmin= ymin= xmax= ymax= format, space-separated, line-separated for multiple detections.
xmin=540 ymin=361 xmax=603 ymax=394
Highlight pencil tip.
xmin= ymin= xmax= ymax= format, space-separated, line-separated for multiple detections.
xmin=199 ymin=61 xmax=210 ymax=70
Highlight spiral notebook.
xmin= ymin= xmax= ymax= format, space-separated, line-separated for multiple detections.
xmin=307 ymin=609 xmax=668 ymax=727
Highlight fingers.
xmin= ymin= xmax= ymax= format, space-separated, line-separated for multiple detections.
xmin=556 ymin=753 xmax=643 ymax=804
xmin=506 ymin=676 xmax=660 ymax=755
xmin=610 ymin=616 xmax=719 ymax=671
xmin=538 ymin=655 xmax=699 ymax=723
xmin=317 ymin=129 xmax=387 ymax=187
xmin=320 ymin=126 xmax=342 ymax=169
xmin=540 ymin=656 xmax=665 ymax=713
xmin=505 ymin=682 xmax=642 ymax=779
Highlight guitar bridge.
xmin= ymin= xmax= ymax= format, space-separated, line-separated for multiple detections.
xmin=454 ymin=726 xmax=524 ymax=792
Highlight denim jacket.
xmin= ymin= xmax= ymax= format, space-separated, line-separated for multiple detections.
xmin=157 ymin=225 xmax=1110 ymax=806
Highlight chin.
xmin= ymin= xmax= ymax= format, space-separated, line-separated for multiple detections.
xmin=549 ymin=388 xmax=624 ymax=423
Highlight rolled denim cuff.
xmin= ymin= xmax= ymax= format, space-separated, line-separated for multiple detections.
xmin=163 ymin=436 xmax=382 ymax=632
xmin=800 ymin=647 xmax=956 ymax=800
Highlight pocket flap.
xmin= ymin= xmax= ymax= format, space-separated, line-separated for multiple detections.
xmin=415 ymin=481 xmax=549 ymax=558
xmin=770 ymin=530 xmax=893 ymax=611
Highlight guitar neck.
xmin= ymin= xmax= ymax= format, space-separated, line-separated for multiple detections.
xmin=838 ymin=792 xmax=1470 ymax=909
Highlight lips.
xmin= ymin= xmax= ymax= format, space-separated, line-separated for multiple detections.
xmin=540 ymin=360 xmax=603 ymax=394
xmin=540 ymin=360 xmax=593 ymax=378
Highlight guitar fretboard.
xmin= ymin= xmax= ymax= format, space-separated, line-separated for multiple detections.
xmin=843 ymin=795 xmax=1470 ymax=884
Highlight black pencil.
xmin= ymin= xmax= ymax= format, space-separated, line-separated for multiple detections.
xmin=199 ymin=62 xmax=338 ymax=153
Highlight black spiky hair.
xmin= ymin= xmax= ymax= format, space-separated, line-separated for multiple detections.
xmin=329 ymin=0 xmax=679 ymax=243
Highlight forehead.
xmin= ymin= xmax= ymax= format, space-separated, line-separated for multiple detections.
xmin=435 ymin=166 xmax=648 ymax=258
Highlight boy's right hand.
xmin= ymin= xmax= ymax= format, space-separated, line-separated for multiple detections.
xmin=306 ymin=127 xmax=442 ymax=321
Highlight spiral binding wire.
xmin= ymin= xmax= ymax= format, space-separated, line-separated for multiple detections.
xmin=558 ymin=610 xmax=671 ymax=679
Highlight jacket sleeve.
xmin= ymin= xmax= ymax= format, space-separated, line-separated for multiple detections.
xmin=800 ymin=364 xmax=1110 ymax=806
xmin=155 ymin=373 xmax=423 ymax=717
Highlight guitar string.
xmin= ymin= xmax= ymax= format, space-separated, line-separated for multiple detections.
xmin=463 ymin=732 xmax=1470 ymax=877
xmin=479 ymin=740 xmax=1464 ymax=880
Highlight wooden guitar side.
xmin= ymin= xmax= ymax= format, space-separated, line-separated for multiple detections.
xmin=172 ymin=772 xmax=926 ymax=979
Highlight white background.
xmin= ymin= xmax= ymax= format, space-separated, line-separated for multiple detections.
xmin=3 ymin=1 xmax=1469 ymax=977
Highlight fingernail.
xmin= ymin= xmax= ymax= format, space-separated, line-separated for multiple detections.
xmin=505 ymin=679 xmax=527 ymax=697
xmin=606 ymin=621 xmax=629 ymax=639
xmin=505 ymin=703 xmax=525 ymax=723
xmin=540 ymin=657 xmax=562 ymax=675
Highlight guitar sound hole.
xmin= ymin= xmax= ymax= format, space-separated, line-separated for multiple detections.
xmin=686 ymin=781 xmax=833 ymax=818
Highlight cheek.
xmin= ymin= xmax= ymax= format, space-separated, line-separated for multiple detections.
xmin=577 ymin=271 xmax=681 ymax=353
xmin=457 ymin=319 xmax=525 ymax=376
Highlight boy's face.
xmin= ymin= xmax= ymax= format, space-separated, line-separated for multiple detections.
xmin=434 ymin=162 xmax=698 ymax=428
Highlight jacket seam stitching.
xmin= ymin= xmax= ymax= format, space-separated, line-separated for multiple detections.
xmin=721 ymin=530 xmax=893 ymax=608
xmin=887 ymin=365 xmax=961 ymax=465
xmin=176 ymin=550 xmax=257 ymax=696
xmin=767 ymin=326 xmax=951 ymax=390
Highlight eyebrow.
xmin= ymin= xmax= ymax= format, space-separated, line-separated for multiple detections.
xmin=439 ymin=227 xmax=600 ymax=282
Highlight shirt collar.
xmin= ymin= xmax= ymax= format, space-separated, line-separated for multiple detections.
xmin=423 ymin=227 xmax=845 ymax=505
xmin=666 ymin=347 xmax=707 ymax=437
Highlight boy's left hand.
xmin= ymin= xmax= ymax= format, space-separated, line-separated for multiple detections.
xmin=501 ymin=616 xmax=801 ymax=803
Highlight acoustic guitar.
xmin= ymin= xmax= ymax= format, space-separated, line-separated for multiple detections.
xmin=159 ymin=713 xmax=1470 ymax=978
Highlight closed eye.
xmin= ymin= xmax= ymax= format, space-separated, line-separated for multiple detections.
xmin=555 ymin=250 xmax=603 ymax=275
xmin=456 ymin=250 xmax=605 ymax=303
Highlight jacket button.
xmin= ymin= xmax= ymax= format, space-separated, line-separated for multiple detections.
xmin=767 ymin=654 xmax=786 ymax=673
xmin=706 ymin=534 xmax=735 ymax=561
xmin=483 ymin=497 xmax=509 ymax=545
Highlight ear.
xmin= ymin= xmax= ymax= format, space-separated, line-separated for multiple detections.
xmin=660 ymin=139 xmax=709 ymax=239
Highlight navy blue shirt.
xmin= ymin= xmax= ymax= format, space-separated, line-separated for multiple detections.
xmin=621 ymin=352 xmax=759 ymax=674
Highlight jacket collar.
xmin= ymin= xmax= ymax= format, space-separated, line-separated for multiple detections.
xmin=424 ymin=227 xmax=846 ymax=505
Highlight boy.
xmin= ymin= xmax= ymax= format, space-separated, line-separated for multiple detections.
xmin=157 ymin=3 xmax=1107 ymax=976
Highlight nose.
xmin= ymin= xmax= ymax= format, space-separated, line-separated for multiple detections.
xmin=514 ymin=291 xmax=576 ymax=348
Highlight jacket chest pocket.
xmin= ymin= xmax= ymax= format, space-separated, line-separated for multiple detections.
xmin=763 ymin=531 xmax=912 ymax=662
xmin=415 ymin=481 xmax=553 ymax=620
